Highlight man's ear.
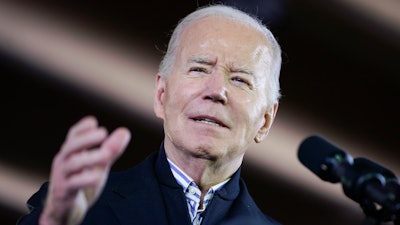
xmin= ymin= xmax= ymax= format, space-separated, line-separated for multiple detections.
xmin=153 ymin=73 xmax=166 ymax=119
xmin=254 ymin=103 xmax=279 ymax=143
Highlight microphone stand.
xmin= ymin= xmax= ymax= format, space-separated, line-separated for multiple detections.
xmin=349 ymin=158 xmax=400 ymax=225
xmin=297 ymin=136 xmax=399 ymax=224
xmin=359 ymin=181 xmax=400 ymax=225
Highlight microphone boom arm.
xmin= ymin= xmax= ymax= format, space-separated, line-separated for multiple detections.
xmin=298 ymin=136 xmax=400 ymax=224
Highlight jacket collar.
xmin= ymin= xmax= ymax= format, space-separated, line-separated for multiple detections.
xmin=106 ymin=142 xmax=243 ymax=225
xmin=156 ymin=142 xmax=242 ymax=201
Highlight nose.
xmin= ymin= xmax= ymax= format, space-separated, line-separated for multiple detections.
xmin=203 ymin=73 xmax=228 ymax=105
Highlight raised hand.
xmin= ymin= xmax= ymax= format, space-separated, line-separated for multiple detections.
xmin=39 ymin=116 xmax=131 ymax=225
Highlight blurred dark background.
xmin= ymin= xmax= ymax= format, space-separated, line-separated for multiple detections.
xmin=1 ymin=0 xmax=399 ymax=224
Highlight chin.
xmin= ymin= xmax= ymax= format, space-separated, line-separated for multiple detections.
xmin=171 ymin=133 xmax=227 ymax=159
xmin=189 ymin=142 xmax=226 ymax=161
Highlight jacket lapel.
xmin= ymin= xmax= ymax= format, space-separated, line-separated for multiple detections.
xmin=155 ymin=145 xmax=192 ymax=225
xmin=106 ymin=146 xmax=190 ymax=225
xmin=104 ymin=145 xmax=272 ymax=225
xmin=200 ymin=169 xmax=241 ymax=225
xmin=107 ymin=152 xmax=170 ymax=225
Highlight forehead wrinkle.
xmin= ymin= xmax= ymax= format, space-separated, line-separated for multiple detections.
xmin=228 ymin=63 xmax=254 ymax=76
xmin=187 ymin=56 xmax=216 ymax=66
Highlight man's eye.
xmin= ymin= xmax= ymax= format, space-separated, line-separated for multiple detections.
xmin=232 ymin=77 xmax=254 ymax=89
xmin=190 ymin=67 xmax=207 ymax=73
xmin=232 ymin=77 xmax=249 ymax=85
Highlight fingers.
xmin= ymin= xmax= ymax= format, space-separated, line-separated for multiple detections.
xmin=61 ymin=116 xmax=104 ymax=154
xmin=42 ymin=116 xmax=131 ymax=225
xmin=62 ymin=147 xmax=109 ymax=177
xmin=67 ymin=166 xmax=108 ymax=190
xmin=60 ymin=127 xmax=108 ymax=158
xmin=67 ymin=115 xmax=98 ymax=140
xmin=100 ymin=127 xmax=131 ymax=164
xmin=51 ymin=115 xmax=132 ymax=189
xmin=61 ymin=127 xmax=131 ymax=175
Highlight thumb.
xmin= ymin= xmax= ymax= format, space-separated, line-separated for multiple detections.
xmin=101 ymin=127 xmax=131 ymax=164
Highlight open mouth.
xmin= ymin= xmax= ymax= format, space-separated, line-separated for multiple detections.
xmin=191 ymin=116 xmax=228 ymax=128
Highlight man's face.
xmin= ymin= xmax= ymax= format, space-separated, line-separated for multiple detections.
xmin=154 ymin=16 xmax=277 ymax=162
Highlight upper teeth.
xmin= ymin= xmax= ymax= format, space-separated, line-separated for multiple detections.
xmin=196 ymin=118 xmax=222 ymax=127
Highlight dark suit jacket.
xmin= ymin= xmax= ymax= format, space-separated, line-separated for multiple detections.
xmin=17 ymin=145 xmax=280 ymax=225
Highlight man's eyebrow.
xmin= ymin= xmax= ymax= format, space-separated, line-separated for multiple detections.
xmin=230 ymin=66 xmax=254 ymax=76
xmin=188 ymin=57 xmax=215 ymax=65
xmin=187 ymin=57 xmax=253 ymax=75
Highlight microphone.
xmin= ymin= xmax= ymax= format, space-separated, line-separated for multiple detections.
xmin=298 ymin=135 xmax=354 ymax=184
xmin=298 ymin=135 xmax=400 ymax=222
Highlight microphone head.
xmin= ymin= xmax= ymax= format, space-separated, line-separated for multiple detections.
xmin=298 ymin=135 xmax=351 ymax=183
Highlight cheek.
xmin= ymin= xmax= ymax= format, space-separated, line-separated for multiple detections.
xmin=233 ymin=92 xmax=264 ymax=120
xmin=235 ymin=99 xmax=266 ymax=136
xmin=163 ymin=81 xmax=191 ymax=118
xmin=163 ymin=91 xmax=178 ymax=119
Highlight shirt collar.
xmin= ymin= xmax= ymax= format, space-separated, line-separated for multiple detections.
xmin=167 ymin=158 xmax=230 ymax=194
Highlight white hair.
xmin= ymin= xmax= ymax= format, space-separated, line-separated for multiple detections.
xmin=159 ymin=4 xmax=282 ymax=107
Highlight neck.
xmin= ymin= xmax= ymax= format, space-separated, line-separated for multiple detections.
xmin=164 ymin=140 xmax=243 ymax=192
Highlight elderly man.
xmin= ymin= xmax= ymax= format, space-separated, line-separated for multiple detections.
xmin=18 ymin=4 xmax=282 ymax=225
